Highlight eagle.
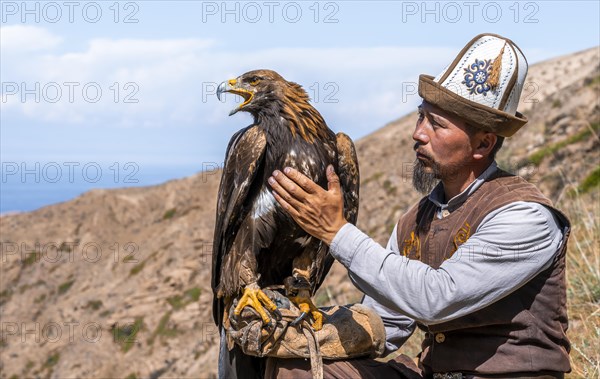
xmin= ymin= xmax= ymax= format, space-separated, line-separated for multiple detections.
xmin=212 ymin=69 xmax=359 ymax=378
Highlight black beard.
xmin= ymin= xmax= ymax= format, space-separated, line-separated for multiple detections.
xmin=412 ymin=157 xmax=467 ymax=194
xmin=412 ymin=159 xmax=439 ymax=194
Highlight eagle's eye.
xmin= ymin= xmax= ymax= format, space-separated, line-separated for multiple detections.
xmin=248 ymin=77 xmax=260 ymax=86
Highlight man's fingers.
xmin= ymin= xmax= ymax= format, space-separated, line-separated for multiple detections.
xmin=271 ymin=170 xmax=300 ymax=196
xmin=268 ymin=176 xmax=303 ymax=207
xmin=280 ymin=167 xmax=317 ymax=194
xmin=271 ymin=189 xmax=300 ymax=219
xmin=326 ymin=165 xmax=341 ymax=193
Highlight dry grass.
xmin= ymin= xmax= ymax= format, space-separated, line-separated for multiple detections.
xmin=557 ymin=191 xmax=600 ymax=378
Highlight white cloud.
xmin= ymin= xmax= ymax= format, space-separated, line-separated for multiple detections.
xmin=0 ymin=24 xmax=62 ymax=52
xmin=1 ymin=26 xmax=459 ymax=138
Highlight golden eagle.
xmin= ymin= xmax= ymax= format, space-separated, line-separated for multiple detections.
xmin=212 ymin=69 xmax=359 ymax=377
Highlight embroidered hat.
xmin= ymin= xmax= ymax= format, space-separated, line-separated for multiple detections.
xmin=418 ymin=33 xmax=528 ymax=137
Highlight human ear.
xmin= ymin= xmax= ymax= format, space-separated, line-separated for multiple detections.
xmin=473 ymin=133 xmax=497 ymax=160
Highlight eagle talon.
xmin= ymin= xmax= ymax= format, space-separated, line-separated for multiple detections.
xmin=234 ymin=285 xmax=280 ymax=327
xmin=291 ymin=312 xmax=308 ymax=326
xmin=289 ymin=293 xmax=324 ymax=331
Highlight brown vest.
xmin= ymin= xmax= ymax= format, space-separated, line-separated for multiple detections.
xmin=396 ymin=170 xmax=571 ymax=376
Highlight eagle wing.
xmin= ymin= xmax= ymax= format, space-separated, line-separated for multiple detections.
xmin=336 ymin=132 xmax=360 ymax=225
xmin=212 ymin=125 xmax=267 ymax=325
xmin=311 ymin=132 xmax=360 ymax=293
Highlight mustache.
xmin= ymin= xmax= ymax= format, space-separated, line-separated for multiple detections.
xmin=413 ymin=143 xmax=433 ymax=160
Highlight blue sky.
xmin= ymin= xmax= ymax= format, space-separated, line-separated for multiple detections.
xmin=1 ymin=0 xmax=599 ymax=212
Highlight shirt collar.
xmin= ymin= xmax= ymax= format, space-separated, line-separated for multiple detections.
xmin=428 ymin=161 xmax=498 ymax=211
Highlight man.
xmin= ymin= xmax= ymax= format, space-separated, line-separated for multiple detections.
xmin=266 ymin=33 xmax=571 ymax=378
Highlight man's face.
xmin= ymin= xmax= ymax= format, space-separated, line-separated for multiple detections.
xmin=411 ymin=101 xmax=478 ymax=193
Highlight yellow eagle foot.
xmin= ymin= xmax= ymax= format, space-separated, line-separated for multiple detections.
xmin=289 ymin=294 xmax=323 ymax=331
xmin=234 ymin=284 xmax=282 ymax=327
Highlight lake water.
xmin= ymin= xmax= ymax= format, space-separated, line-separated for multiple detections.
xmin=0 ymin=165 xmax=202 ymax=214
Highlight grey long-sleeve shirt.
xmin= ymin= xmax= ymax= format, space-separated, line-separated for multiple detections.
xmin=328 ymin=162 xmax=564 ymax=353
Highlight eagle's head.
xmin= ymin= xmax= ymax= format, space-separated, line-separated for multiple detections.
xmin=217 ymin=69 xmax=330 ymax=142
xmin=217 ymin=69 xmax=303 ymax=116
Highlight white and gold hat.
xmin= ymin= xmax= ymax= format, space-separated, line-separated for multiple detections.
xmin=418 ymin=33 xmax=528 ymax=137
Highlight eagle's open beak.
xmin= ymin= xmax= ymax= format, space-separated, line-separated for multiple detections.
xmin=217 ymin=79 xmax=254 ymax=116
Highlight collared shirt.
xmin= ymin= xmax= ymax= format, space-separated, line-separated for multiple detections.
xmin=428 ymin=161 xmax=499 ymax=218
xmin=328 ymin=162 xmax=564 ymax=353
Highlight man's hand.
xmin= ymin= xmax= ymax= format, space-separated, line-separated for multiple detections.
xmin=268 ymin=165 xmax=347 ymax=245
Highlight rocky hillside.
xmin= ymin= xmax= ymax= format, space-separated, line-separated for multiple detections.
xmin=1 ymin=47 xmax=598 ymax=379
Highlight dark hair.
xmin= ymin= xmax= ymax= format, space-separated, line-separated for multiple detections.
xmin=489 ymin=136 xmax=505 ymax=161
xmin=464 ymin=123 xmax=504 ymax=161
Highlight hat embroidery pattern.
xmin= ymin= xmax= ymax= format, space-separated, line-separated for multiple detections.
xmin=462 ymin=59 xmax=493 ymax=96
xmin=418 ymin=33 xmax=528 ymax=137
